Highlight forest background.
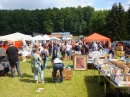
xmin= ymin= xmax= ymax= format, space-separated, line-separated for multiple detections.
xmin=0 ymin=2 xmax=130 ymax=41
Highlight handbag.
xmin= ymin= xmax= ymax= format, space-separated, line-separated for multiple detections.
xmin=41 ymin=65 xmax=44 ymax=70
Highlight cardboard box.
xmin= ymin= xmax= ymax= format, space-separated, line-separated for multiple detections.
xmin=63 ymin=68 xmax=73 ymax=76
xmin=52 ymin=68 xmax=73 ymax=80
xmin=121 ymin=65 xmax=127 ymax=71
xmin=120 ymin=51 xmax=125 ymax=56
xmin=117 ymin=46 xmax=123 ymax=51
xmin=64 ymin=75 xmax=72 ymax=80
xmin=114 ymin=46 xmax=123 ymax=51
xmin=115 ymin=61 xmax=126 ymax=68
xmin=110 ymin=61 xmax=117 ymax=65
xmin=114 ymin=51 xmax=120 ymax=56
xmin=124 ymin=67 xmax=130 ymax=74
xmin=27 ymin=54 xmax=32 ymax=58
xmin=18 ymin=55 xmax=26 ymax=62
xmin=99 ymin=57 xmax=105 ymax=59
xmin=124 ymin=74 xmax=130 ymax=81
xmin=114 ymin=51 xmax=125 ymax=57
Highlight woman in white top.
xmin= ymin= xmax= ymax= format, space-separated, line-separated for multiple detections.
xmin=66 ymin=43 xmax=72 ymax=60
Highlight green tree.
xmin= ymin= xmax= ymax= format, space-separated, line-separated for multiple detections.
xmin=82 ymin=6 xmax=94 ymax=35
xmin=106 ymin=3 xmax=129 ymax=41
xmin=89 ymin=10 xmax=108 ymax=35
xmin=127 ymin=5 xmax=130 ymax=39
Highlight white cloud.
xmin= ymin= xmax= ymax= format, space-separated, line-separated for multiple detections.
xmin=121 ymin=0 xmax=130 ymax=11
xmin=53 ymin=0 xmax=94 ymax=8
xmin=0 ymin=0 xmax=128 ymax=11
xmin=0 ymin=0 xmax=95 ymax=10
xmin=127 ymin=0 xmax=130 ymax=3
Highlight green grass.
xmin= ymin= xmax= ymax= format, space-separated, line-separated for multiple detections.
xmin=0 ymin=57 xmax=113 ymax=97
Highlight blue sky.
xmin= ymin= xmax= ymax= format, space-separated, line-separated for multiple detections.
xmin=0 ymin=0 xmax=129 ymax=10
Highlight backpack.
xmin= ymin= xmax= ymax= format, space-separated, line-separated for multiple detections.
xmin=42 ymin=49 xmax=47 ymax=60
xmin=32 ymin=54 xmax=41 ymax=69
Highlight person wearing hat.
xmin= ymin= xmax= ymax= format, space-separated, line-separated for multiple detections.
xmin=52 ymin=58 xmax=64 ymax=83
xmin=6 ymin=42 xmax=22 ymax=78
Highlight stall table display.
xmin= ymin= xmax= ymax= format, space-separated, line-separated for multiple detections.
xmin=114 ymin=46 xmax=125 ymax=59
xmin=93 ymin=58 xmax=130 ymax=96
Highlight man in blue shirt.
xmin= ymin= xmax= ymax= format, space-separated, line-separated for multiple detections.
xmin=51 ymin=42 xmax=58 ymax=62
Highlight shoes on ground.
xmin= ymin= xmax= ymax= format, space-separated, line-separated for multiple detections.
xmin=36 ymin=80 xmax=38 ymax=84
xmin=60 ymin=81 xmax=63 ymax=83
xmin=19 ymin=75 xmax=23 ymax=78
xmin=54 ymin=81 xmax=56 ymax=84
xmin=42 ymin=80 xmax=44 ymax=84
xmin=11 ymin=75 xmax=15 ymax=78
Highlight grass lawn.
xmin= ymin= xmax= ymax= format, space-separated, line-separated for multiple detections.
xmin=0 ymin=57 xmax=114 ymax=97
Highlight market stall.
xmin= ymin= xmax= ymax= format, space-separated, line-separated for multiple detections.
xmin=93 ymin=58 xmax=130 ymax=96
xmin=83 ymin=33 xmax=111 ymax=47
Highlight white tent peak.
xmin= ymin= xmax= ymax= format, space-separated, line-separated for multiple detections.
xmin=42 ymin=34 xmax=50 ymax=40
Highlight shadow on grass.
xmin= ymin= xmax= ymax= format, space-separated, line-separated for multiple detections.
xmin=84 ymin=76 xmax=105 ymax=97
xmin=19 ymin=74 xmax=53 ymax=83
xmin=44 ymin=77 xmax=53 ymax=83
xmin=18 ymin=73 xmax=34 ymax=83
xmin=84 ymin=76 xmax=124 ymax=97
xmin=0 ymin=72 xmax=12 ymax=77
xmin=46 ymin=66 xmax=52 ymax=69
xmin=19 ymin=78 xmax=34 ymax=83
xmin=22 ymin=73 xmax=33 ymax=78
xmin=87 ymin=64 xmax=93 ymax=70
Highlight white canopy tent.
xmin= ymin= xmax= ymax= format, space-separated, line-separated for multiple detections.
xmin=62 ymin=37 xmax=72 ymax=40
xmin=0 ymin=32 xmax=33 ymax=41
xmin=51 ymin=37 xmax=61 ymax=41
xmin=42 ymin=34 xmax=51 ymax=40
xmin=0 ymin=34 xmax=20 ymax=41
xmin=13 ymin=32 xmax=33 ymax=40
xmin=33 ymin=35 xmax=44 ymax=40
xmin=33 ymin=34 xmax=51 ymax=41
xmin=0 ymin=32 xmax=33 ymax=47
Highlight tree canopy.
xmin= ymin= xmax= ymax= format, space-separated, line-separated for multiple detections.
xmin=0 ymin=2 xmax=129 ymax=41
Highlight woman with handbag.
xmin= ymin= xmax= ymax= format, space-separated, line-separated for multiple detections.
xmin=31 ymin=49 xmax=44 ymax=84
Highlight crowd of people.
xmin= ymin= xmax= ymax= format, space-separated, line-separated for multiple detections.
xmin=0 ymin=39 xmax=112 ymax=84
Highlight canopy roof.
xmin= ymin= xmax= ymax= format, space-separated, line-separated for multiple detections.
xmin=33 ymin=35 xmax=44 ymax=40
xmin=83 ymin=33 xmax=110 ymax=41
xmin=0 ymin=32 xmax=33 ymax=41
xmin=83 ymin=33 xmax=111 ymax=47
xmin=42 ymin=34 xmax=51 ymax=40
xmin=51 ymin=37 xmax=61 ymax=40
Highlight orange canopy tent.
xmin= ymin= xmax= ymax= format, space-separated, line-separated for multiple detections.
xmin=83 ymin=33 xmax=111 ymax=47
